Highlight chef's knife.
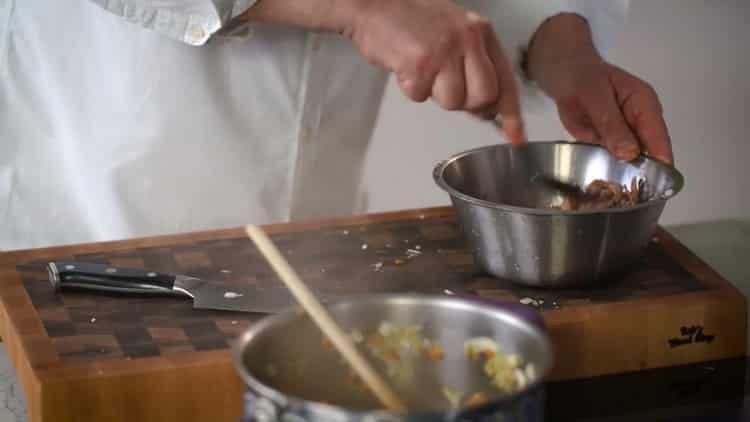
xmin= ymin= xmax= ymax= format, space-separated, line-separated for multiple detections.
xmin=46 ymin=261 xmax=342 ymax=314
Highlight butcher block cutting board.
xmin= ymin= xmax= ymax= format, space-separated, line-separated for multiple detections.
xmin=0 ymin=207 xmax=746 ymax=422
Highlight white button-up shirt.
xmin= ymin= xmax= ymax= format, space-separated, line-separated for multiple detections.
xmin=0 ymin=0 xmax=628 ymax=250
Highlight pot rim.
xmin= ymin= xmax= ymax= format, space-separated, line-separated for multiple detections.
xmin=231 ymin=293 xmax=554 ymax=419
xmin=432 ymin=140 xmax=684 ymax=217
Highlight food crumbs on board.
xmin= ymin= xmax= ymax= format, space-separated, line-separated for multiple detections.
xmin=415 ymin=245 xmax=422 ymax=250
xmin=320 ymin=268 xmax=326 ymax=273
xmin=361 ymin=243 xmax=368 ymax=250
xmin=393 ymin=258 xmax=406 ymax=265
xmin=406 ymin=248 xmax=421 ymax=258
xmin=220 ymin=269 xmax=232 ymax=274
xmin=90 ymin=317 xmax=96 ymax=323
xmin=519 ymin=297 xmax=539 ymax=307
xmin=652 ymin=236 xmax=660 ymax=243
xmin=231 ymin=320 xmax=238 ymax=325
xmin=419 ymin=214 xmax=426 ymax=220
xmin=371 ymin=262 xmax=383 ymax=272
xmin=342 ymin=230 xmax=350 ymax=235
xmin=224 ymin=291 xmax=244 ymax=299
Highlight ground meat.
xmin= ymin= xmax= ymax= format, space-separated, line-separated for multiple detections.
xmin=558 ymin=177 xmax=643 ymax=211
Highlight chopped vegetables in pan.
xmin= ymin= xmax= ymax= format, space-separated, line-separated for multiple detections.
xmin=333 ymin=322 xmax=537 ymax=410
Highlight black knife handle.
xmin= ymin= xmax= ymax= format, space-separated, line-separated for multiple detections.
xmin=47 ymin=261 xmax=181 ymax=296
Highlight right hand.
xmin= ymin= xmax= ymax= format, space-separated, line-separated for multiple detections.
xmin=343 ymin=0 xmax=526 ymax=145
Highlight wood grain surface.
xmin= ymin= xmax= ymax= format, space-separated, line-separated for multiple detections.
xmin=0 ymin=206 xmax=745 ymax=422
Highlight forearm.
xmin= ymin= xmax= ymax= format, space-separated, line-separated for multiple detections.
xmin=239 ymin=0 xmax=363 ymax=34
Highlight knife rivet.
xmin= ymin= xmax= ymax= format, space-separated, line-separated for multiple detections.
xmin=105 ymin=268 xmax=117 ymax=273
xmin=65 ymin=265 xmax=75 ymax=270
xmin=147 ymin=272 xmax=157 ymax=277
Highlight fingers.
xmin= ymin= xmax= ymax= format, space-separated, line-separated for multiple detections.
xmin=397 ymin=73 xmax=435 ymax=103
xmin=387 ymin=8 xmax=525 ymax=144
xmin=481 ymin=23 xmax=525 ymax=145
xmin=581 ymin=89 xmax=641 ymax=161
xmin=395 ymin=46 xmax=438 ymax=103
xmin=462 ymin=14 xmax=498 ymax=111
xmin=632 ymin=107 xmax=674 ymax=165
xmin=616 ymin=76 xmax=674 ymax=164
xmin=432 ymin=55 xmax=467 ymax=110
xmin=556 ymin=98 xmax=598 ymax=143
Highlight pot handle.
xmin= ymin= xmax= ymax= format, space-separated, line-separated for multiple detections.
xmin=432 ymin=160 xmax=446 ymax=183
xmin=452 ymin=293 xmax=547 ymax=332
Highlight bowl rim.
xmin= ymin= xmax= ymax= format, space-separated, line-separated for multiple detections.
xmin=231 ymin=293 xmax=554 ymax=418
xmin=433 ymin=140 xmax=685 ymax=216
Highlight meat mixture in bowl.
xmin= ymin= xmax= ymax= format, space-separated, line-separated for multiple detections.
xmin=557 ymin=177 xmax=644 ymax=211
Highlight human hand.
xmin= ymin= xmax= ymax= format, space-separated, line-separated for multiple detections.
xmin=345 ymin=0 xmax=526 ymax=144
xmin=526 ymin=14 xmax=673 ymax=164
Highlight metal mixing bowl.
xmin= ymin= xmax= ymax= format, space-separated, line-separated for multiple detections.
xmin=433 ymin=141 xmax=684 ymax=287
xmin=233 ymin=294 xmax=553 ymax=421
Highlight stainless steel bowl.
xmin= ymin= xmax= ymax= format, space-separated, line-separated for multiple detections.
xmin=233 ymin=294 xmax=553 ymax=421
xmin=433 ymin=141 xmax=684 ymax=287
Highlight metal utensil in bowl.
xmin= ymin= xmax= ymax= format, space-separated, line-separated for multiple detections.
xmin=432 ymin=141 xmax=684 ymax=288
xmin=233 ymin=294 xmax=553 ymax=421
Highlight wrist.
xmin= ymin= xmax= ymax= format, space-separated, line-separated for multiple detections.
xmin=239 ymin=0 xmax=367 ymax=34
xmin=525 ymin=13 xmax=602 ymax=95
xmin=326 ymin=0 xmax=369 ymax=35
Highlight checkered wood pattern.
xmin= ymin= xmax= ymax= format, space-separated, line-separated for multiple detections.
xmin=16 ymin=215 xmax=708 ymax=363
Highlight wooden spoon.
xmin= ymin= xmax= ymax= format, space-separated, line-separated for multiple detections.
xmin=245 ymin=225 xmax=407 ymax=413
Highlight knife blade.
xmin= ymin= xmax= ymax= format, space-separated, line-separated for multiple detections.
xmin=46 ymin=261 xmax=341 ymax=314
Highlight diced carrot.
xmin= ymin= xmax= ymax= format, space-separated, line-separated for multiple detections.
xmin=384 ymin=349 xmax=400 ymax=361
xmin=428 ymin=345 xmax=444 ymax=361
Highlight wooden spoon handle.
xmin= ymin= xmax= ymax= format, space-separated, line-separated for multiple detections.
xmin=245 ymin=225 xmax=406 ymax=413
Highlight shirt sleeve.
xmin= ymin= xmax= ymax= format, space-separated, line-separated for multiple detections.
xmin=461 ymin=0 xmax=630 ymax=114
xmin=88 ymin=0 xmax=259 ymax=46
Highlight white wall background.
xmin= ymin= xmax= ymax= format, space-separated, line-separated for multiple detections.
xmin=360 ymin=0 xmax=750 ymax=226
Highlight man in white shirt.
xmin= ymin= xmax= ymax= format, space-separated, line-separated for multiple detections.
xmin=0 ymin=0 xmax=671 ymax=250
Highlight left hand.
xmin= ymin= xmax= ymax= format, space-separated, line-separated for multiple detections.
xmin=525 ymin=14 xmax=674 ymax=165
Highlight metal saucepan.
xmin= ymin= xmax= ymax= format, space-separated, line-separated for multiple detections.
xmin=433 ymin=141 xmax=684 ymax=287
xmin=233 ymin=294 xmax=553 ymax=421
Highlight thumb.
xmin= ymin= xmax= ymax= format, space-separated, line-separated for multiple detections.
xmin=584 ymin=92 xmax=641 ymax=161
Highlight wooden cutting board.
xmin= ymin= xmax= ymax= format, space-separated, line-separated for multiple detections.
xmin=0 ymin=207 xmax=746 ymax=422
